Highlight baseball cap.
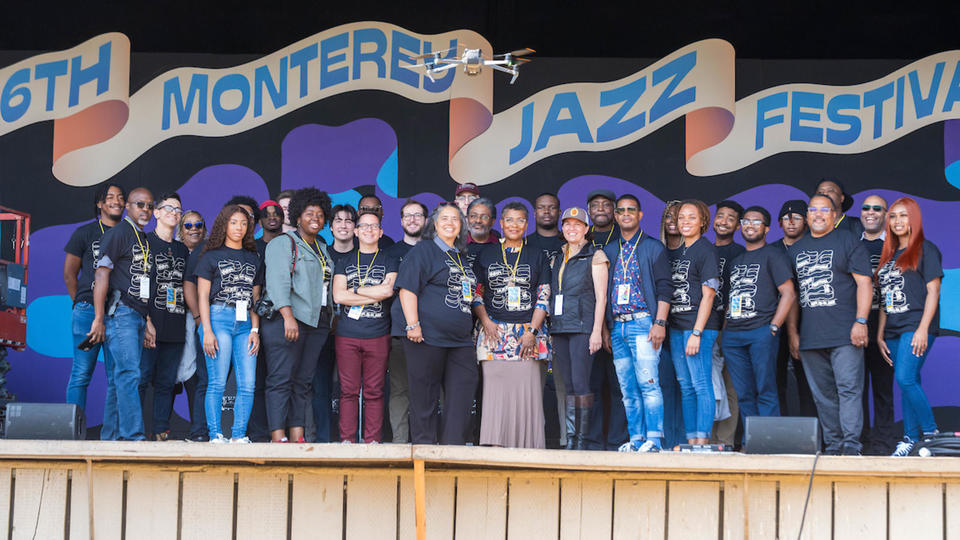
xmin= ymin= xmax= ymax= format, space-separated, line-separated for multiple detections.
xmin=561 ymin=207 xmax=590 ymax=225
xmin=778 ymin=200 xmax=808 ymax=220
xmin=586 ymin=189 xmax=616 ymax=204
xmin=455 ymin=183 xmax=480 ymax=197
xmin=259 ymin=200 xmax=281 ymax=211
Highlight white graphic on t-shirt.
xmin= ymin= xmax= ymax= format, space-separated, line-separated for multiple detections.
xmin=215 ymin=259 xmax=256 ymax=304
xmin=670 ymin=259 xmax=693 ymax=313
xmin=795 ymin=250 xmax=836 ymax=308
xmin=486 ymin=261 xmax=533 ymax=311
xmin=126 ymin=243 xmax=149 ymax=302
xmin=153 ymin=252 xmax=186 ymax=314
xmin=714 ymin=257 xmax=728 ymax=312
xmin=443 ymin=258 xmax=475 ymax=314
xmin=345 ymin=262 xmax=387 ymax=318
xmin=727 ymin=263 xmax=760 ymax=319
xmin=90 ymin=239 xmax=102 ymax=291
xmin=878 ymin=260 xmax=909 ymax=314
xmin=869 ymin=252 xmax=882 ymax=310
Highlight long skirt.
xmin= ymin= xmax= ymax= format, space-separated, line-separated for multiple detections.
xmin=480 ymin=360 xmax=545 ymax=448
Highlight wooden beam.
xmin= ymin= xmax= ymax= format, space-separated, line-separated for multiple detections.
xmin=414 ymin=459 xmax=426 ymax=540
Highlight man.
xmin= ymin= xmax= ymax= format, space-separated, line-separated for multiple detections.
xmin=140 ymin=192 xmax=190 ymax=440
xmin=386 ymin=199 xmax=427 ymax=443
xmin=64 ymin=183 xmax=125 ymax=439
xmin=466 ymin=197 xmax=500 ymax=251
xmin=358 ymin=193 xmax=395 ymax=247
xmin=526 ymin=193 xmax=564 ymax=260
xmin=603 ymin=195 xmax=673 ymax=452
xmin=788 ymin=194 xmax=873 ymax=455
xmin=721 ymin=207 xmax=796 ymax=428
xmin=256 ymin=200 xmax=285 ymax=258
xmin=859 ymin=195 xmax=895 ymax=454
xmin=88 ymin=187 xmax=155 ymax=441
xmin=454 ymin=183 xmax=480 ymax=216
xmin=276 ymin=189 xmax=296 ymax=233
xmin=330 ymin=204 xmax=358 ymax=265
xmin=711 ymin=200 xmax=745 ymax=446
xmin=815 ymin=178 xmax=863 ymax=235
xmin=584 ymin=188 xmax=627 ymax=450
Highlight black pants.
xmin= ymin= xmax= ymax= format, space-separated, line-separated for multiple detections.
xmin=245 ymin=346 xmax=270 ymax=441
xmin=185 ymin=332 xmax=208 ymax=438
xmin=584 ymin=348 xmax=629 ymax=450
xmin=262 ymin=317 xmax=329 ymax=432
xmin=777 ymin=331 xmax=816 ymax=417
xmin=551 ymin=333 xmax=593 ymax=395
xmin=861 ymin=336 xmax=895 ymax=453
xmin=403 ymin=340 xmax=478 ymax=445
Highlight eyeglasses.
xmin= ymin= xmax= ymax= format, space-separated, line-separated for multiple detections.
xmin=502 ymin=217 xmax=527 ymax=225
xmin=469 ymin=214 xmax=492 ymax=222
xmin=132 ymin=201 xmax=155 ymax=210
xmin=356 ymin=223 xmax=381 ymax=231
xmin=402 ymin=212 xmax=425 ymax=220
xmin=861 ymin=204 xmax=885 ymax=212
xmin=359 ymin=205 xmax=382 ymax=213
xmin=807 ymin=207 xmax=833 ymax=214
xmin=182 ymin=221 xmax=204 ymax=230
xmin=157 ymin=204 xmax=182 ymax=214
xmin=615 ymin=206 xmax=639 ymax=215
xmin=740 ymin=218 xmax=765 ymax=226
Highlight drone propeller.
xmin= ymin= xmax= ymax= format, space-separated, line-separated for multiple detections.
xmin=514 ymin=57 xmax=532 ymax=63
xmin=412 ymin=46 xmax=459 ymax=61
xmin=508 ymin=48 xmax=536 ymax=57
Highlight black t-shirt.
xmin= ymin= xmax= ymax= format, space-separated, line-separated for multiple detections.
xmin=195 ymin=247 xmax=263 ymax=307
xmin=835 ymin=214 xmax=864 ymax=236
xmin=861 ymin=236 xmax=884 ymax=324
xmin=329 ymin=245 xmax=355 ymax=268
xmin=473 ymin=241 xmax=551 ymax=323
xmin=64 ymin=220 xmax=110 ymax=305
xmin=877 ymin=241 xmax=943 ymax=338
xmin=146 ymin=233 xmax=190 ymax=343
xmin=184 ymin=247 xmax=203 ymax=284
xmin=788 ymin=229 xmax=872 ymax=350
xmin=395 ymin=238 xmax=477 ymax=347
xmin=379 ymin=235 xmax=395 ymax=249
xmin=387 ymin=241 xmax=417 ymax=337
xmin=668 ymin=237 xmax=720 ymax=330
xmin=590 ymin=224 xmax=620 ymax=248
xmin=525 ymin=231 xmax=565 ymax=263
xmin=99 ymin=219 xmax=151 ymax=317
xmin=714 ymin=242 xmax=746 ymax=315
xmin=335 ymin=249 xmax=399 ymax=338
xmin=725 ymin=244 xmax=794 ymax=331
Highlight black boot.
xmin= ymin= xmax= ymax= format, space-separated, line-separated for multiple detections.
xmin=564 ymin=396 xmax=577 ymax=450
xmin=574 ymin=394 xmax=594 ymax=451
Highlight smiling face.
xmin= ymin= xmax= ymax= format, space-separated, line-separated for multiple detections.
xmin=298 ymin=205 xmax=325 ymax=237
xmin=179 ymin=211 xmax=205 ymax=250
xmin=500 ymin=208 xmax=528 ymax=242
xmin=677 ymin=203 xmax=703 ymax=240
xmin=400 ymin=203 xmax=426 ymax=238
xmin=126 ymin=189 xmax=155 ymax=228
xmin=435 ymin=205 xmax=462 ymax=242
xmin=98 ymin=186 xmax=125 ymax=221
xmin=713 ymin=206 xmax=740 ymax=239
xmin=154 ymin=197 xmax=183 ymax=229
xmin=740 ymin=211 xmax=769 ymax=243
xmin=561 ymin=218 xmax=588 ymax=244
xmin=887 ymin=202 xmax=911 ymax=241
xmin=355 ymin=212 xmax=383 ymax=248
xmin=663 ymin=206 xmax=679 ymax=237
xmin=226 ymin=211 xmax=248 ymax=244
xmin=859 ymin=195 xmax=887 ymax=235
xmin=806 ymin=195 xmax=837 ymax=237
xmin=331 ymin=210 xmax=355 ymax=242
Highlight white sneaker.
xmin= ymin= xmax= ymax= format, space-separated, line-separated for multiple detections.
xmin=891 ymin=437 xmax=914 ymax=457
xmin=618 ymin=441 xmax=641 ymax=452
xmin=210 ymin=434 xmax=228 ymax=444
xmin=230 ymin=437 xmax=251 ymax=444
xmin=637 ymin=440 xmax=661 ymax=453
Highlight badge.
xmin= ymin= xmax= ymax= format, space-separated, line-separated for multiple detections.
xmin=885 ymin=290 xmax=893 ymax=311
xmin=321 ymin=287 xmax=327 ymax=307
xmin=166 ymin=286 xmax=177 ymax=311
xmin=617 ymin=284 xmax=630 ymax=305
xmin=235 ymin=300 xmax=248 ymax=322
xmin=507 ymin=286 xmax=521 ymax=310
xmin=139 ymin=276 xmax=150 ymax=300
xmin=461 ymin=278 xmax=473 ymax=302
xmin=554 ymin=294 xmax=563 ymax=316
xmin=730 ymin=295 xmax=742 ymax=317
xmin=348 ymin=305 xmax=363 ymax=320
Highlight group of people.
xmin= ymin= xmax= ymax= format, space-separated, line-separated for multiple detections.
xmin=63 ymin=178 xmax=942 ymax=456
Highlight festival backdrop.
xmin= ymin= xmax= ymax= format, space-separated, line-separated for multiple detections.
xmin=2 ymin=21 xmax=959 ymax=429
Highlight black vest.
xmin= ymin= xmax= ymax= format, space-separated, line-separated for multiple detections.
xmin=549 ymin=243 xmax=600 ymax=334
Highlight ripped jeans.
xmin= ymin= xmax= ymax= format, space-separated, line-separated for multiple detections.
xmin=611 ymin=316 xmax=664 ymax=441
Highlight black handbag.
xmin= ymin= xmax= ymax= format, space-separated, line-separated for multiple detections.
xmin=254 ymin=234 xmax=298 ymax=320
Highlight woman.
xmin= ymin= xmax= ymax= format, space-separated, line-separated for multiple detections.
xmin=667 ymin=199 xmax=720 ymax=445
xmin=549 ymin=207 xmax=608 ymax=450
xmin=876 ymin=197 xmax=943 ymax=456
xmin=396 ymin=202 xmax=479 ymax=445
xmin=195 ymin=205 xmax=261 ymax=443
xmin=658 ymin=201 xmax=685 ymax=449
xmin=178 ymin=210 xmax=209 ymax=442
xmin=472 ymin=202 xmax=552 ymax=448
xmin=178 ymin=211 xmax=206 ymax=251
xmin=261 ymin=187 xmax=334 ymax=443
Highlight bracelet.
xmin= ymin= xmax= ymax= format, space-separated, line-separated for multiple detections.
xmin=405 ymin=321 xmax=420 ymax=331
xmin=250 ymin=328 xmax=259 ymax=334
xmin=193 ymin=314 xmax=200 ymax=320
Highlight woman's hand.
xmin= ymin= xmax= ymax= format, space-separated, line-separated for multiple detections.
xmin=911 ymin=327 xmax=929 ymax=358
xmin=248 ymin=332 xmax=260 ymax=355
xmin=481 ymin=318 xmax=500 ymax=349
xmin=685 ymin=334 xmax=701 ymax=356
xmin=589 ymin=330 xmax=602 ymax=355
xmin=519 ymin=330 xmax=537 ymax=359
xmin=283 ymin=313 xmax=299 ymax=342
xmin=406 ymin=326 xmax=423 ymax=343
xmin=203 ymin=331 xmax=219 ymax=359
xmin=878 ymin=335 xmax=893 ymax=367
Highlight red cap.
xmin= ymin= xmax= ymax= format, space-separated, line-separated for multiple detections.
xmin=455 ymin=183 xmax=480 ymax=197
xmin=259 ymin=200 xmax=280 ymax=210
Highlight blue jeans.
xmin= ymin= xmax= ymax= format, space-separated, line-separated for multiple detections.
xmin=67 ymin=302 xmax=118 ymax=439
xmin=139 ymin=341 xmax=184 ymax=434
xmin=670 ymin=328 xmax=718 ymax=439
xmin=721 ymin=327 xmax=780 ymax=422
xmin=611 ymin=317 xmax=664 ymax=443
xmin=887 ymin=332 xmax=937 ymax=440
xmin=104 ymin=303 xmax=146 ymax=441
xmin=199 ymin=305 xmax=256 ymax=439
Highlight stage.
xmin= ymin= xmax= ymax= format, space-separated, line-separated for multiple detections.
xmin=0 ymin=442 xmax=956 ymax=539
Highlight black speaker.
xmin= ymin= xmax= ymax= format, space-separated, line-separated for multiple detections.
xmin=744 ymin=416 xmax=820 ymax=454
xmin=4 ymin=403 xmax=85 ymax=440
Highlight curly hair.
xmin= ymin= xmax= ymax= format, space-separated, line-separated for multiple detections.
xmin=287 ymin=187 xmax=332 ymax=229
xmin=202 ymin=205 xmax=257 ymax=254
xmin=659 ymin=201 xmax=680 ymax=245
xmin=677 ymin=199 xmax=711 ymax=235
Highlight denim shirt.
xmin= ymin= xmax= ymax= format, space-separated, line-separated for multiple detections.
xmin=603 ymin=231 xmax=673 ymax=328
xmin=263 ymin=231 xmax=334 ymax=328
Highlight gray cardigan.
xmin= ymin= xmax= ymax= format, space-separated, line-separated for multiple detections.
xmin=263 ymin=231 xmax=333 ymax=328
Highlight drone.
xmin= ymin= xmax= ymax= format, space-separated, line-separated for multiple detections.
xmin=410 ymin=47 xmax=535 ymax=84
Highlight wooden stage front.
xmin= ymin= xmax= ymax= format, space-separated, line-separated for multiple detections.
xmin=0 ymin=441 xmax=957 ymax=539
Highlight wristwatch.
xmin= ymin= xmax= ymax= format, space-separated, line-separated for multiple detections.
xmin=405 ymin=321 xmax=420 ymax=331
xmin=654 ymin=319 xmax=667 ymax=327
xmin=769 ymin=324 xmax=780 ymax=334
xmin=855 ymin=317 xmax=868 ymax=325
xmin=527 ymin=326 xmax=540 ymax=336
xmin=250 ymin=328 xmax=259 ymax=334
xmin=691 ymin=329 xmax=702 ymax=337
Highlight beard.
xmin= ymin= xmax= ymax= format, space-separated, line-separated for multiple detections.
xmin=105 ymin=210 xmax=123 ymax=222
xmin=403 ymin=225 xmax=423 ymax=238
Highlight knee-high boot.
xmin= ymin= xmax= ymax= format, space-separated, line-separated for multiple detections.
xmin=574 ymin=394 xmax=594 ymax=451
xmin=564 ymin=395 xmax=577 ymax=450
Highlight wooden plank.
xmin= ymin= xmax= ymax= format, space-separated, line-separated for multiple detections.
xmin=559 ymin=478 xmax=612 ymax=540
xmin=778 ymin=478 xmax=831 ymax=540
xmin=236 ymin=471 xmax=288 ymax=540
xmin=11 ymin=468 xmax=67 ymax=540
xmin=613 ymin=479 xmax=665 ymax=540
xmin=454 ymin=476 xmax=507 ymax=540
xmin=746 ymin=480 xmax=778 ymax=540
xmin=425 ymin=476 xmax=455 ymax=540
xmin=722 ymin=479 xmax=744 ymax=540
xmin=0 ymin=467 xmax=11 ymax=538
xmin=668 ymin=481 xmax=720 ymax=539
xmin=889 ymin=482 xmax=942 ymax=539
xmin=180 ymin=470 xmax=235 ymax=540
xmin=125 ymin=469 xmax=179 ymax=540
xmin=398 ymin=474 xmax=416 ymax=540
xmin=345 ymin=473 xmax=398 ymax=538
xmin=291 ymin=472 xmax=343 ymax=540
xmin=506 ymin=476 xmax=559 ymax=538
xmin=70 ymin=467 xmax=123 ymax=540
xmin=947 ymin=483 xmax=960 ymax=540
xmin=833 ymin=481 xmax=887 ymax=539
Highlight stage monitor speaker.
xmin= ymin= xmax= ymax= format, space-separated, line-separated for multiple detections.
xmin=744 ymin=416 xmax=819 ymax=454
xmin=4 ymin=403 xmax=85 ymax=440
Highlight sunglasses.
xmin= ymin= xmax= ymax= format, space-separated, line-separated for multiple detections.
xmin=359 ymin=205 xmax=382 ymax=212
xmin=861 ymin=204 xmax=885 ymax=212
xmin=182 ymin=221 xmax=204 ymax=230
xmin=132 ymin=201 xmax=155 ymax=210
xmin=615 ymin=206 xmax=639 ymax=215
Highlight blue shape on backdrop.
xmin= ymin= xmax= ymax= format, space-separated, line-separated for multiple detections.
xmin=26 ymin=295 xmax=84 ymax=359
xmin=947 ymin=161 xmax=960 ymax=191
xmin=376 ymin=149 xmax=398 ymax=197
xmin=941 ymin=269 xmax=960 ymax=333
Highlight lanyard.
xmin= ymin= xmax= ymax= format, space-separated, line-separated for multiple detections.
xmin=445 ymin=250 xmax=466 ymax=276
xmin=357 ymin=248 xmax=379 ymax=285
xmin=313 ymin=239 xmax=327 ymax=280
xmin=500 ymin=241 xmax=523 ymax=282
xmin=125 ymin=217 xmax=149 ymax=272
xmin=97 ymin=220 xmax=105 ymax=235
xmin=591 ymin=225 xmax=614 ymax=246
xmin=618 ymin=231 xmax=642 ymax=275
xmin=834 ymin=214 xmax=844 ymax=229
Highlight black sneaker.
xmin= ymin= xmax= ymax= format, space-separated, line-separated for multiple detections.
xmin=891 ymin=437 xmax=914 ymax=457
xmin=185 ymin=433 xmax=209 ymax=443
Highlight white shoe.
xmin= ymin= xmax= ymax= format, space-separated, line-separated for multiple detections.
xmin=210 ymin=434 xmax=228 ymax=444
xmin=637 ymin=440 xmax=661 ymax=453
xmin=891 ymin=437 xmax=914 ymax=457
xmin=618 ymin=441 xmax=641 ymax=452
xmin=230 ymin=437 xmax=251 ymax=444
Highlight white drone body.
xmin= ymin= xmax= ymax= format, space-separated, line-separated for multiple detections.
xmin=410 ymin=47 xmax=534 ymax=84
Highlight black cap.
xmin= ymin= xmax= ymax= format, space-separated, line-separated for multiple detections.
xmin=586 ymin=189 xmax=616 ymax=204
xmin=778 ymin=200 xmax=808 ymax=221
xmin=814 ymin=178 xmax=853 ymax=212
xmin=716 ymin=200 xmax=744 ymax=219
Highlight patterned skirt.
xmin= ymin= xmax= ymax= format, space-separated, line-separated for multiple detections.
xmin=476 ymin=320 xmax=551 ymax=362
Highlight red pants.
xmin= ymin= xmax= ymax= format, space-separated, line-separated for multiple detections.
xmin=336 ymin=335 xmax=390 ymax=443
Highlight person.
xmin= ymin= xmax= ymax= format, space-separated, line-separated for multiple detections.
xmin=226 ymin=195 xmax=261 ymax=224
xmin=358 ymin=193 xmax=396 ymax=247
xmin=710 ymin=200 xmax=745 ymax=446
xmin=454 ymin=183 xmax=481 ymax=216
xmin=385 ymin=199 xmax=427 ymax=443
xmin=195 ymin=205 xmax=263 ymax=443
xmin=657 ymin=201 xmax=686 ymax=449
xmin=877 ymin=198 xmax=943 ymax=456
xmin=397 ymin=202 xmax=479 ymax=445
xmin=178 ymin=211 xmax=206 ymax=251
xmin=603 ymin=195 xmax=672 ymax=453
xmin=550 ymin=207 xmax=609 ymax=449
xmin=178 ymin=210 xmax=209 ymax=442
xmin=668 ymin=199 xmax=720 ymax=445
xmin=472 ymin=202 xmax=552 ymax=448
xmin=859 ymin=195 xmax=895 ymax=454
xmin=256 ymin=200 xmax=285 ymax=257
xmin=276 ymin=189 xmax=296 ymax=233
xmin=787 ymin=194 xmax=873 ymax=455
xmin=583 ymin=189 xmax=626 ymax=450
xmin=814 ymin=178 xmax=863 ymax=235
xmin=466 ymin=197 xmax=500 ymax=248
xmin=329 ymin=204 xmax=358 ymax=263
xmin=261 ymin=188 xmax=334 ymax=443
xmin=526 ymin=193 xmax=564 ymax=260
xmin=88 ymin=187 xmax=156 ymax=441
xmin=139 ymin=192 xmax=190 ymax=441
xmin=721 ymin=206 xmax=796 ymax=428
xmin=64 ymin=183 xmax=125 ymax=438
xmin=331 ymin=211 xmax=397 ymax=443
